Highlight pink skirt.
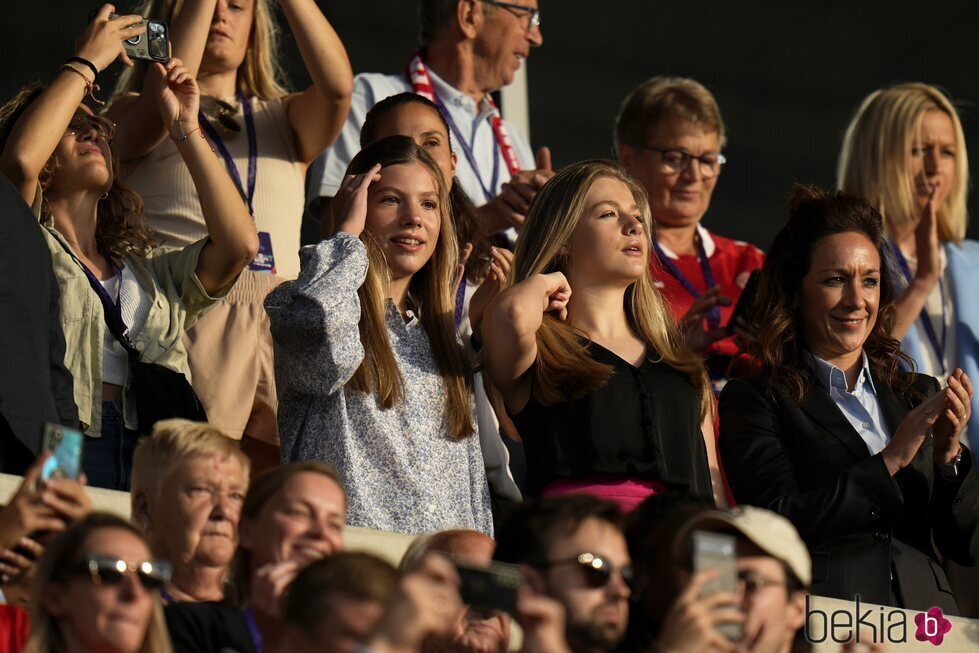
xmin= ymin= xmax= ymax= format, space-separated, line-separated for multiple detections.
xmin=541 ymin=476 xmax=666 ymax=512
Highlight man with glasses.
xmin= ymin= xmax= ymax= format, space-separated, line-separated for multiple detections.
xmin=654 ymin=507 xmax=811 ymax=653
xmin=306 ymin=0 xmax=549 ymax=240
xmin=494 ymin=496 xmax=631 ymax=653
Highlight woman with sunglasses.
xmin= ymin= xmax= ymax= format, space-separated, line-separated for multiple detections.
xmin=0 ymin=7 xmax=258 ymax=490
xmin=165 ymin=462 xmax=346 ymax=653
xmin=108 ymin=0 xmax=353 ymax=473
xmin=615 ymin=77 xmax=764 ymax=395
xmin=22 ymin=512 xmax=173 ymax=653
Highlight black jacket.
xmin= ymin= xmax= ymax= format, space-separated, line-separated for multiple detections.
xmin=0 ymin=176 xmax=77 ymax=471
xmin=719 ymin=371 xmax=979 ymax=614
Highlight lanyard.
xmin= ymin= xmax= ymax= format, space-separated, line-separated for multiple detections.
xmin=454 ymin=277 xmax=467 ymax=328
xmin=242 ymin=607 xmax=263 ymax=653
xmin=199 ymin=93 xmax=257 ymax=215
xmin=888 ymin=240 xmax=947 ymax=372
xmin=406 ymin=51 xmax=520 ymax=202
xmin=653 ymin=235 xmax=720 ymax=329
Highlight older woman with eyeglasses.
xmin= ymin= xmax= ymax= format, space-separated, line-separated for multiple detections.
xmin=616 ymin=77 xmax=765 ymax=396
xmin=0 ymin=6 xmax=258 ymax=490
xmin=22 ymin=512 xmax=174 ymax=653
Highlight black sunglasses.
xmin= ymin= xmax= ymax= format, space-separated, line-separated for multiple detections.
xmin=77 ymin=555 xmax=172 ymax=591
xmin=537 ymin=553 xmax=636 ymax=591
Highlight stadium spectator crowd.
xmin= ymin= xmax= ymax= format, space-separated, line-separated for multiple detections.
xmin=1 ymin=1 xmax=978 ymax=652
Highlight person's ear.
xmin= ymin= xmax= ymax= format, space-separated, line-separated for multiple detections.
xmin=43 ymin=584 xmax=67 ymax=618
xmin=450 ymin=150 xmax=458 ymax=177
xmin=238 ymin=517 xmax=254 ymax=551
xmin=617 ymin=144 xmax=637 ymax=170
xmin=786 ymin=590 xmax=807 ymax=633
xmin=457 ymin=0 xmax=482 ymax=40
xmin=132 ymin=491 xmax=152 ymax=533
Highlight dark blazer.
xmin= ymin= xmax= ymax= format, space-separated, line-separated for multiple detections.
xmin=719 ymin=370 xmax=979 ymax=614
xmin=0 ymin=176 xmax=77 ymax=472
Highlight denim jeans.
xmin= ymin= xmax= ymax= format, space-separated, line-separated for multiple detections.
xmin=81 ymin=400 xmax=137 ymax=491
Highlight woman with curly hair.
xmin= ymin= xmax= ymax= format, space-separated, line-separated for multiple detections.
xmin=0 ymin=5 xmax=258 ymax=490
xmin=108 ymin=0 xmax=353 ymax=472
xmin=718 ymin=184 xmax=978 ymax=612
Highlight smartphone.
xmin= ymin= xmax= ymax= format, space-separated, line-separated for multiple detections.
xmin=39 ymin=423 xmax=84 ymax=484
xmin=692 ymin=530 xmax=743 ymax=641
xmin=454 ymin=560 xmax=521 ymax=615
xmin=106 ymin=13 xmax=170 ymax=63
xmin=726 ymin=269 xmax=761 ymax=335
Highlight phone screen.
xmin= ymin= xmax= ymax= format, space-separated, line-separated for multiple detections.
xmin=40 ymin=423 xmax=84 ymax=483
xmin=692 ymin=530 xmax=743 ymax=641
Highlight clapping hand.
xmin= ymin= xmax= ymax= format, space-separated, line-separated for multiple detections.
xmin=150 ymin=58 xmax=200 ymax=137
xmin=933 ymin=369 xmax=973 ymax=464
xmin=470 ymin=247 xmax=515 ymax=342
xmin=680 ymin=288 xmax=732 ymax=352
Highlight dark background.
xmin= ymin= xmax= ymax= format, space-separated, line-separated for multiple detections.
xmin=3 ymin=0 xmax=978 ymax=247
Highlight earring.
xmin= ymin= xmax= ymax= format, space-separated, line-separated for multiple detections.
xmin=99 ymin=192 xmax=109 ymax=200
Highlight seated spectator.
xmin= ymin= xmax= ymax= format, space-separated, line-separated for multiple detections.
xmin=615 ymin=77 xmax=764 ymax=395
xmin=130 ymin=419 xmax=251 ymax=604
xmin=652 ymin=506 xmax=810 ymax=653
xmin=0 ymin=10 xmax=258 ymax=490
xmin=22 ymin=512 xmax=173 ymax=653
xmin=482 ymin=160 xmax=723 ymax=508
xmin=266 ymin=137 xmax=492 ymax=535
xmin=109 ymin=0 xmax=353 ymax=475
xmin=282 ymin=552 xmax=399 ymax=653
xmin=165 ymin=462 xmax=346 ymax=653
xmin=719 ymin=185 xmax=979 ymax=612
xmin=358 ymin=91 xmax=523 ymax=508
xmin=494 ymin=496 xmax=631 ymax=653
xmin=400 ymin=530 xmax=510 ymax=653
xmin=0 ymin=455 xmax=92 ymax=595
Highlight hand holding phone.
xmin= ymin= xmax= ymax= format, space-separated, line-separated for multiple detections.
xmin=454 ymin=560 xmax=521 ymax=615
xmin=692 ymin=531 xmax=744 ymax=642
xmin=40 ymin=423 xmax=84 ymax=484
xmin=108 ymin=13 xmax=171 ymax=63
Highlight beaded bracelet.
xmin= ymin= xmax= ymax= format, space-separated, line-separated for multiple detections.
xmin=170 ymin=125 xmax=204 ymax=142
xmin=61 ymin=63 xmax=105 ymax=106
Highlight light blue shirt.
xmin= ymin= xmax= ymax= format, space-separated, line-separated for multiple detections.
xmin=809 ymin=352 xmax=892 ymax=455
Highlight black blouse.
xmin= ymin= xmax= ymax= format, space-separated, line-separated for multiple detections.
xmin=512 ymin=342 xmax=714 ymax=502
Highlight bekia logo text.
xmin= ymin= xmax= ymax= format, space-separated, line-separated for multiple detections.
xmin=806 ymin=595 xmax=952 ymax=646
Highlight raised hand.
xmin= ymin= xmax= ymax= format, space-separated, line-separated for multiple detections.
xmin=913 ymin=185 xmax=942 ymax=285
xmin=333 ymin=164 xmax=382 ymax=238
xmin=933 ymin=370 xmax=973 ymax=464
xmin=470 ymin=246 xmax=514 ymax=342
xmin=251 ymin=559 xmax=302 ymax=619
xmin=75 ymin=4 xmax=146 ymax=71
xmin=539 ymin=271 xmax=572 ymax=321
xmin=151 ymin=58 xmax=200 ymax=134
xmin=0 ymin=456 xmax=72 ymax=554
xmin=516 ymin=585 xmax=572 ymax=653
xmin=656 ymin=570 xmax=745 ymax=653
xmin=680 ymin=287 xmax=732 ymax=352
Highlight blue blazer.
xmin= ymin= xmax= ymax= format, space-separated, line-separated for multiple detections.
xmin=900 ymin=240 xmax=979 ymax=453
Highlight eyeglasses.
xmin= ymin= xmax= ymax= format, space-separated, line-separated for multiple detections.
xmin=634 ymin=146 xmax=726 ymax=179
xmin=67 ymin=114 xmax=116 ymax=143
xmin=480 ymin=0 xmax=541 ymax=30
xmin=76 ymin=555 xmax=172 ymax=591
xmin=738 ymin=571 xmax=786 ymax=595
xmin=537 ymin=553 xmax=636 ymax=591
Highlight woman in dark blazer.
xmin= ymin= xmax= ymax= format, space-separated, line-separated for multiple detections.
xmin=719 ymin=184 xmax=978 ymax=613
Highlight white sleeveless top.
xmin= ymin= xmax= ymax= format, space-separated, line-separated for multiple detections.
xmin=124 ymin=96 xmax=307 ymax=280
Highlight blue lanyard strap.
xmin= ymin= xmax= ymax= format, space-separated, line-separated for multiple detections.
xmin=242 ymin=607 xmax=263 ymax=653
xmin=888 ymin=240 xmax=946 ymax=372
xmin=653 ymin=235 xmax=720 ymax=329
xmin=198 ymin=93 xmax=257 ymax=216
xmin=434 ymin=95 xmax=500 ymax=203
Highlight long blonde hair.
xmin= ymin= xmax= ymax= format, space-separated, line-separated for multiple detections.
xmin=113 ymin=0 xmax=288 ymax=100
xmin=345 ymin=136 xmax=474 ymax=439
xmin=837 ymin=82 xmax=969 ymax=243
xmin=24 ymin=513 xmax=173 ymax=653
xmin=511 ymin=160 xmax=711 ymax=417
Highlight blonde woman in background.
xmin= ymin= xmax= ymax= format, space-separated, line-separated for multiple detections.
xmin=108 ymin=0 xmax=354 ymax=473
xmin=131 ymin=419 xmax=250 ymax=604
xmin=838 ymin=83 xmax=979 ymax=454
xmin=24 ymin=513 xmax=173 ymax=653
xmin=482 ymin=160 xmax=725 ymax=510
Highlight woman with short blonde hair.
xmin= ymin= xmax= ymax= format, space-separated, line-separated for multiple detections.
xmin=838 ymin=82 xmax=979 ymax=452
xmin=483 ymin=160 xmax=724 ymax=509
xmin=131 ymin=419 xmax=250 ymax=604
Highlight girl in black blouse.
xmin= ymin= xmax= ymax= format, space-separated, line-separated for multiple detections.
xmin=483 ymin=160 xmax=724 ymax=508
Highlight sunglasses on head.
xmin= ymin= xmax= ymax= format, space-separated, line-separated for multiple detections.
xmin=77 ymin=555 xmax=172 ymax=591
xmin=538 ymin=553 xmax=636 ymax=591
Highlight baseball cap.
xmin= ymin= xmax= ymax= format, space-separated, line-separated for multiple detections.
xmin=675 ymin=505 xmax=811 ymax=586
